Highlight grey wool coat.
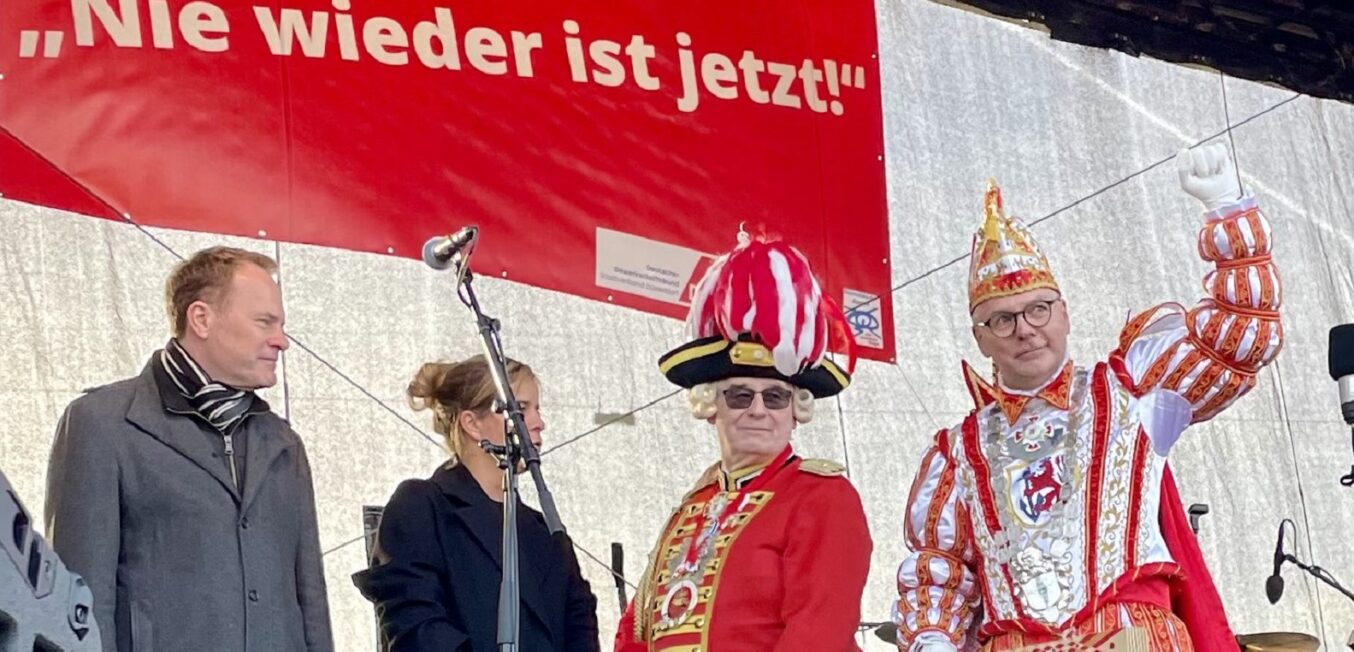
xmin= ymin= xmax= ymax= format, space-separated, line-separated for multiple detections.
xmin=44 ymin=359 xmax=334 ymax=652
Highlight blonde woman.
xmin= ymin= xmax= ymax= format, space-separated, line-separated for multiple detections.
xmin=354 ymin=355 xmax=599 ymax=652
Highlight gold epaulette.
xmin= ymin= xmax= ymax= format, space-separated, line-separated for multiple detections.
xmin=682 ymin=461 xmax=723 ymax=500
xmin=798 ymin=458 xmax=846 ymax=477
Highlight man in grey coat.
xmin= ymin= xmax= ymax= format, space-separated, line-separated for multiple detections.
xmin=44 ymin=246 xmax=334 ymax=652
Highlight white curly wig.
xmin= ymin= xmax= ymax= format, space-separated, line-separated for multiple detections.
xmin=688 ymin=380 xmax=815 ymax=424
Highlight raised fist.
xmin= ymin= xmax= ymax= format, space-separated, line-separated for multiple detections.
xmin=1176 ymin=142 xmax=1242 ymax=211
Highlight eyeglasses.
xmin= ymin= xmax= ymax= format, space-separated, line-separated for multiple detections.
xmin=975 ymin=299 xmax=1060 ymax=338
xmin=721 ymin=386 xmax=794 ymax=410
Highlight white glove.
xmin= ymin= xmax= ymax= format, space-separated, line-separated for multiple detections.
xmin=910 ymin=632 xmax=961 ymax=652
xmin=1176 ymin=142 xmax=1242 ymax=212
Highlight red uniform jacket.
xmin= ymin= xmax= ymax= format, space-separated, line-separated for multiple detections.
xmin=615 ymin=451 xmax=872 ymax=652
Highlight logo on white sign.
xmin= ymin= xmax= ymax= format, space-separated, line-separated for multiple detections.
xmin=843 ymin=289 xmax=883 ymax=349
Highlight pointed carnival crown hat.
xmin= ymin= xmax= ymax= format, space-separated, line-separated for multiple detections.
xmin=967 ymin=180 xmax=1060 ymax=312
xmin=657 ymin=231 xmax=855 ymax=398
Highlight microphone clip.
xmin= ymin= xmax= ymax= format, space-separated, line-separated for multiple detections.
xmin=422 ymin=226 xmax=480 ymax=271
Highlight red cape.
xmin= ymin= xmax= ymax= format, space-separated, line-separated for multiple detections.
xmin=1160 ymin=464 xmax=1236 ymax=651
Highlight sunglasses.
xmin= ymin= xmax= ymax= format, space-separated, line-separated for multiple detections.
xmin=721 ymin=386 xmax=794 ymax=410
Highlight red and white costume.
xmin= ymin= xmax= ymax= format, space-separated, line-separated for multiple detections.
xmin=894 ymin=180 xmax=1283 ymax=651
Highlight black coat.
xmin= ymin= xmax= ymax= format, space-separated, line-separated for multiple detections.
xmin=353 ymin=463 xmax=600 ymax=652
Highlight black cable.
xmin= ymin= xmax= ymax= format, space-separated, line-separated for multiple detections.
xmin=281 ymin=336 xmax=441 ymax=448
xmin=274 ymin=241 xmax=293 ymax=424
xmin=546 ymin=92 xmax=1307 ymax=456
xmin=1219 ymin=73 xmax=1243 ymax=191
xmin=2 ymin=126 xmax=445 ymax=450
xmin=540 ymin=389 xmax=682 ymax=457
xmin=322 ymin=533 xmax=366 ymax=557
xmin=834 ymin=394 xmax=853 ymax=480
xmin=321 ymin=524 xmax=638 ymax=595
xmin=888 ymin=92 xmax=1301 ymax=297
xmin=1217 ymin=79 xmax=1332 ymax=637
xmin=573 ymin=541 xmax=639 ymax=591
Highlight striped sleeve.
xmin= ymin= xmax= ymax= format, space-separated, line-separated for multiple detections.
xmin=1111 ymin=194 xmax=1283 ymax=422
xmin=894 ymin=428 xmax=979 ymax=651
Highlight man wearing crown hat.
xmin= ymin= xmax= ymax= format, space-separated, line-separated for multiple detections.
xmin=614 ymin=234 xmax=873 ymax=652
xmin=893 ymin=144 xmax=1283 ymax=651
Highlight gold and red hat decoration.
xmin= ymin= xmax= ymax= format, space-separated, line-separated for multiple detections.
xmin=658 ymin=231 xmax=855 ymax=398
xmin=968 ymin=180 xmax=1061 ymax=312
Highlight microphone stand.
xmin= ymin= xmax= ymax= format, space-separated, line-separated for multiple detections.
xmin=1281 ymin=553 xmax=1354 ymax=604
xmin=447 ymin=250 xmax=567 ymax=652
xmin=1341 ymin=424 xmax=1353 ymax=487
xmin=611 ymin=542 xmax=628 ymax=614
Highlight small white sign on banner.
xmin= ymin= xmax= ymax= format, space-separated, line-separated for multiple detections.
xmin=595 ymin=228 xmax=713 ymax=306
xmin=843 ymin=288 xmax=884 ymax=349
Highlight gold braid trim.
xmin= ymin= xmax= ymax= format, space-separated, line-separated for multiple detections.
xmin=632 ymin=506 xmax=680 ymax=642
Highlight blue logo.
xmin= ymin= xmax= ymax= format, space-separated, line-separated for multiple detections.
xmin=846 ymin=304 xmax=880 ymax=338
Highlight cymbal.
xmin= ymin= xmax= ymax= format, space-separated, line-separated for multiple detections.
xmin=1236 ymin=632 xmax=1319 ymax=652
xmin=869 ymin=626 xmax=1318 ymax=650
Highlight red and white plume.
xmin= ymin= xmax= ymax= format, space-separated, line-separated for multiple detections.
xmin=686 ymin=233 xmax=856 ymax=376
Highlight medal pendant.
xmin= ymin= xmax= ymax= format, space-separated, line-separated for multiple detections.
xmin=657 ymin=578 xmax=699 ymax=630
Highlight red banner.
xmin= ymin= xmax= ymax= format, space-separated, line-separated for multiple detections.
xmin=0 ymin=0 xmax=894 ymax=361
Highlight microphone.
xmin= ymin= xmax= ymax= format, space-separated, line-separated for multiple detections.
xmin=1266 ymin=521 xmax=1288 ymax=604
xmin=1331 ymin=325 xmax=1354 ymax=425
xmin=422 ymin=226 xmax=479 ymax=270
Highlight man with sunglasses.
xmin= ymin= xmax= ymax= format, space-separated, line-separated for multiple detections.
xmin=615 ymin=235 xmax=872 ymax=652
xmin=894 ymin=144 xmax=1283 ymax=651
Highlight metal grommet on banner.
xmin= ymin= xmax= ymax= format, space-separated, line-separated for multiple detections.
xmin=258 ymin=229 xmax=268 ymax=238
xmin=386 ymin=246 xmax=395 ymax=254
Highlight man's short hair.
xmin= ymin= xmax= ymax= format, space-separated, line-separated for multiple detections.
xmin=165 ymin=246 xmax=278 ymax=337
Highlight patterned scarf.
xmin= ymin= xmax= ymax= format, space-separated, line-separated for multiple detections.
xmin=159 ymin=339 xmax=255 ymax=435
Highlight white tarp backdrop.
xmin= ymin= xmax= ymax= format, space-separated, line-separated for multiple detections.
xmin=4 ymin=1 xmax=1353 ymax=649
